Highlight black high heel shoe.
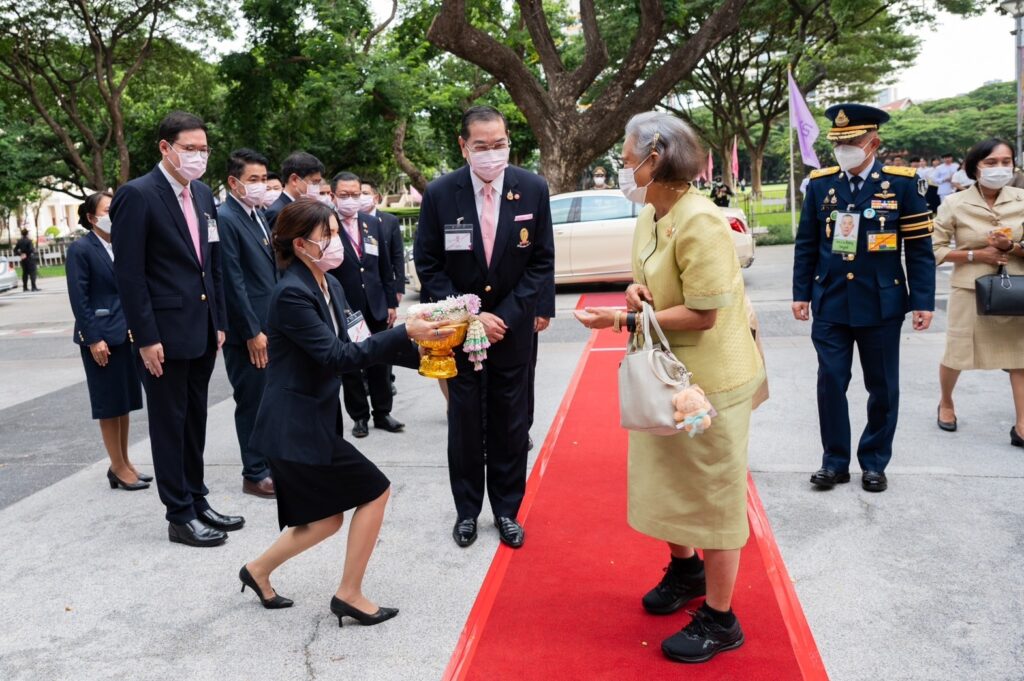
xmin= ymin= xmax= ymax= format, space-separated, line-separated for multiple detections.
xmin=329 ymin=596 xmax=398 ymax=627
xmin=133 ymin=469 xmax=154 ymax=483
xmin=239 ymin=565 xmax=293 ymax=609
xmin=107 ymin=468 xmax=149 ymax=491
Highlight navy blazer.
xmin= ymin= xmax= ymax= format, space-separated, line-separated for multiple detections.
xmin=328 ymin=211 xmax=397 ymax=324
xmin=264 ymin=191 xmax=294 ymax=228
xmin=218 ymin=195 xmax=278 ymax=345
xmin=248 ymin=263 xmax=419 ymax=466
xmin=66 ymin=232 xmax=128 ymax=346
xmin=111 ymin=164 xmax=227 ymax=358
xmin=792 ymin=160 xmax=936 ymax=326
xmin=414 ymin=165 xmax=555 ymax=366
xmin=376 ymin=209 xmax=405 ymax=296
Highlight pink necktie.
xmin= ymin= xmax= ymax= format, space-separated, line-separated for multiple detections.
xmin=346 ymin=219 xmax=361 ymax=257
xmin=180 ymin=183 xmax=202 ymax=264
xmin=481 ymin=184 xmax=496 ymax=265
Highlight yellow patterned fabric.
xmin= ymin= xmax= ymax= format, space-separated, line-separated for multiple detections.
xmin=882 ymin=165 xmax=917 ymax=178
xmin=631 ymin=187 xmax=764 ymax=407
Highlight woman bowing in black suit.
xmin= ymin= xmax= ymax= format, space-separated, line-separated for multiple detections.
xmin=66 ymin=192 xmax=148 ymax=490
xmin=238 ymin=200 xmax=451 ymax=624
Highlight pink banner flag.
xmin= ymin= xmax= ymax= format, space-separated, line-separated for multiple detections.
xmin=788 ymin=71 xmax=820 ymax=169
xmin=731 ymin=136 xmax=740 ymax=180
xmin=706 ymin=150 xmax=714 ymax=182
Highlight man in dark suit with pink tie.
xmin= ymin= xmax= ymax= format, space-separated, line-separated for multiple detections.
xmin=414 ymin=106 xmax=555 ymax=549
xmin=111 ymin=111 xmax=244 ymax=547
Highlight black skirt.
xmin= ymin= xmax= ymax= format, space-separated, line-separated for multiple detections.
xmin=80 ymin=341 xmax=143 ymax=419
xmin=268 ymin=420 xmax=390 ymax=530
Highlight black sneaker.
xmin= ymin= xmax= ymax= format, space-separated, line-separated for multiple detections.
xmin=642 ymin=558 xmax=706 ymax=614
xmin=661 ymin=608 xmax=744 ymax=663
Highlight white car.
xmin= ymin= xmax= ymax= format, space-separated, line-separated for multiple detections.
xmin=404 ymin=189 xmax=754 ymax=291
xmin=0 ymin=257 xmax=19 ymax=293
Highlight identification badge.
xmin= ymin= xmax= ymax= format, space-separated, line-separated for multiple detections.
xmin=364 ymin=240 xmax=379 ymax=257
xmin=831 ymin=211 xmax=860 ymax=255
xmin=206 ymin=216 xmax=219 ymax=243
xmin=345 ymin=310 xmax=371 ymax=343
xmin=444 ymin=223 xmax=473 ymax=251
xmin=867 ymin=231 xmax=898 ymax=252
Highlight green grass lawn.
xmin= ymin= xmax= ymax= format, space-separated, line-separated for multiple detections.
xmin=36 ymin=264 xmax=66 ymax=278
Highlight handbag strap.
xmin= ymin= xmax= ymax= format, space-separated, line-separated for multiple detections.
xmin=641 ymin=301 xmax=673 ymax=352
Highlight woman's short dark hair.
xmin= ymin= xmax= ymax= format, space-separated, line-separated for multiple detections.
xmin=963 ymin=138 xmax=1014 ymax=180
xmin=77 ymin=191 xmax=113 ymax=231
xmin=272 ymin=199 xmax=335 ymax=269
xmin=460 ymin=105 xmax=508 ymax=140
xmin=625 ymin=111 xmax=703 ymax=183
xmin=158 ymin=111 xmax=207 ymax=144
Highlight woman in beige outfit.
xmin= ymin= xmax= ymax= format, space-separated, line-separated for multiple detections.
xmin=933 ymin=138 xmax=1024 ymax=446
xmin=574 ymin=112 xmax=764 ymax=664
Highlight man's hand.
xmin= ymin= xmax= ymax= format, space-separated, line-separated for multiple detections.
xmin=140 ymin=342 xmax=165 ymax=378
xmin=912 ymin=310 xmax=933 ymax=331
xmin=387 ymin=308 xmax=397 ymax=326
xmin=217 ymin=330 xmax=226 ymax=351
xmin=534 ymin=316 xmax=550 ymax=333
xmin=89 ymin=340 xmax=110 ymax=367
xmin=247 ymin=332 xmax=269 ymax=369
xmin=625 ymin=283 xmax=653 ymax=311
xmin=792 ymin=301 xmax=810 ymax=321
xmin=477 ymin=312 xmax=508 ymax=343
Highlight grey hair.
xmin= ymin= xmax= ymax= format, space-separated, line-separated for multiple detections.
xmin=625 ymin=111 xmax=704 ymax=183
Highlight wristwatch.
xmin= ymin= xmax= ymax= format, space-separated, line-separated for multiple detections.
xmin=967 ymin=250 xmax=974 ymax=263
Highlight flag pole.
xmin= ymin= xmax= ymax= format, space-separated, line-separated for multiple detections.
xmin=788 ymin=66 xmax=798 ymax=239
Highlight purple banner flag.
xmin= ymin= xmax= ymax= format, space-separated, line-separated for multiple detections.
xmin=788 ymin=72 xmax=820 ymax=169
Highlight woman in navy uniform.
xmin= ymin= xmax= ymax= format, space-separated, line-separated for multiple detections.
xmin=792 ymin=104 xmax=936 ymax=493
xmin=66 ymin=192 xmax=148 ymax=491
xmin=238 ymin=200 xmax=450 ymax=624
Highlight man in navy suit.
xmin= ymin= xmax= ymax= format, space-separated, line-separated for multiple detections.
xmin=264 ymin=152 xmax=324 ymax=227
xmin=414 ymin=105 xmax=555 ymax=548
xmin=111 ymin=111 xmax=244 ymax=547
xmin=792 ymin=104 xmax=935 ymax=494
xmin=362 ymin=179 xmax=405 ymax=395
xmin=218 ymin=148 xmax=278 ymax=499
xmin=327 ymin=172 xmax=402 ymax=438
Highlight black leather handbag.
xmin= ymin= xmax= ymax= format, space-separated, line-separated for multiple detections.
xmin=975 ymin=266 xmax=1024 ymax=316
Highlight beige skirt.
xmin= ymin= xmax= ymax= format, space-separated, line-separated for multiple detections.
xmin=943 ymin=286 xmax=1024 ymax=370
xmin=627 ymin=397 xmax=752 ymax=551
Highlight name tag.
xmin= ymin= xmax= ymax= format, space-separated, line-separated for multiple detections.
xmin=345 ymin=311 xmax=371 ymax=343
xmin=444 ymin=224 xmax=473 ymax=251
xmin=867 ymin=231 xmax=898 ymax=252
xmin=207 ymin=217 xmax=219 ymax=243
xmin=363 ymin=240 xmax=379 ymax=257
xmin=831 ymin=211 xmax=859 ymax=255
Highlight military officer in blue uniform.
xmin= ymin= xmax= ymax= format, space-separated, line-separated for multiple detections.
xmin=792 ymin=104 xmax=936 ymax=493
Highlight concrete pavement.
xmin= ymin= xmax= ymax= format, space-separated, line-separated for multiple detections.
xmin=1 ymin=247 xmax=1022 ymax=680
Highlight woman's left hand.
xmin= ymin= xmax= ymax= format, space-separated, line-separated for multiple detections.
xmin=573 ymin=307 xmax=617 ymax=330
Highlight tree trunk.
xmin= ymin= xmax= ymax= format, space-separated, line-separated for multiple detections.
xmin=392 ymin=119 xmax=429 ymax=193
xmin=538 ymin=137 xmax=592 ymax=194
xmin=750 ymin=150 xmax=764 ymax=199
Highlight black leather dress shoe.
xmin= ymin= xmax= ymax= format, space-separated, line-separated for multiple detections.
xmin=199 ymin=508 xmax=245 ymax=532
xmin=373 ymin=415 xmax=405 ymax=433
xmin=1011 ymin=427 xmax=1023 ymax=448
xmin=861 ymin=471 xmax=888 ymax=492
xmin=809 ymin=468 xmax=851 ymax=489
xmin=352 ymin=419 xmax=369 ymax=438
xmin=495 ymin=516 xmax=525 ymax=548
xmin=453 ymin=518 xmax=477 ymax=547
xmin=168 ymin=519 xmax=227 ymax=547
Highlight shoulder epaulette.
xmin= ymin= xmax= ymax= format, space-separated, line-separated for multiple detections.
xmin=809 ymin=166 xmax=840 ymax=179
xmin=882 ymin=165 xmax=917 ymax=178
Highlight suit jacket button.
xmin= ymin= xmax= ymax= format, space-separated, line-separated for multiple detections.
xmin=485 ymin=285 xmax=492 ymax=292
xmin=894 ymin=279 xmax=900 ymax=285
xmin=846 ymin=273 xmax=854 ymax=280
xmin=814 ymin=275 xmax=820 ymax=281
xmin=360 ymin=267 xmax=365 ymax=272
xmin=201 ymin=294 xmax=207 ymax=301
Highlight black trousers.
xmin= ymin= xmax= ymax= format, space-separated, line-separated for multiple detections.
xmin=447 ymin=352 xmax=530 ymax=520
xmin=527 ymin=331 xmax=539 ymax=429
xmin=811 ymin=319 xmax=902 ymax=473
xmin=341 ymin=314 xmax=393 ymax=421
xmin=21 ymin=265 xmax=37 ymax=291
xmin=223 ymin=343 xmax=270 ymax=482
xmin=139 ymin=337 xmax=217 ymax=524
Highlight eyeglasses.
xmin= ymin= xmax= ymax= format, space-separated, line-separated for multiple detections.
xmin=335 ymin=192 xmax=360 ymax=199
xmin=170 ymin=142 xmax=211 ymax=157
xmin=468 ymin=140 xmax=510 ymax=153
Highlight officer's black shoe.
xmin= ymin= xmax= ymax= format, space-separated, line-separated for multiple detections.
xmin=373 ymin=415 xmax=405 ymax=432
xmin=1011 ymin=426 xmax=1023 ymax=448
xmin=861 ymin=471 xmax=888 ymax=492
xmin=453 ymin=517 xmax=478 ymax=547
xmin=661 ymin=607 xmax=744 ymax=664
xmin=642 ymin=558 xmax=706 ymax=614
xmin=352 ymin=419 xmax=369 ymax=438
xmin=495 ymin=516 xmax=525 ymax=548
xmin=809 ymin=468 xmax=851 ymax=489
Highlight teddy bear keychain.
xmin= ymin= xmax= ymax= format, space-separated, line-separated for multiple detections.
xmin=671 ymin=385 xmax=716 ymax=438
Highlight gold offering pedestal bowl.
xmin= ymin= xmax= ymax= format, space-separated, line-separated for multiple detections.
xmin=415 ymin=321 xmax=468 ymax=379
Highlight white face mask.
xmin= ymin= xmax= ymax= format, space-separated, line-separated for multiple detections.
xmin=262 ymin=189 xmax=282 ymax=207
xmin=335 ymin=196 xmax=361 ymax=218
xmin=303 ymin=180 xmax=322 ymax=199
xmin=468 ymin=147 xmax=510 ymax=182
xmin=95 ymin=215 xmax=111 ymax=234
xmin=167 ymin=146 xmax=208 ymax=181
xmin=833 ymin=143 xmax=870 ymax=172
xmin=237 ymin=181 xmax=267 ymax=208
xmin=593 ymin=175 xmax=606 ymax=187
xmin=358 ymin=194 xmax=375 ymax=213
xmin=618 ymin=154 xmax=653 ymax=205
xmin=977 ymin=166 xmax=1014 ymax=190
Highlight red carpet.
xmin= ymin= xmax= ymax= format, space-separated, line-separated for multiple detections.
xmin=443 ymin=293 xmax=827 ymax=681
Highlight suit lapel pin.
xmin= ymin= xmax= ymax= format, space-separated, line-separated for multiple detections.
xmin=517 ymin=228 xmax=531 ymax=248
xmin=870 ymin=172 xmax=880 ymax=180
xmin=881 ymin=180 xmax=890 ymax=190
xmin=506 ymin=190 xmax=515 ymax=201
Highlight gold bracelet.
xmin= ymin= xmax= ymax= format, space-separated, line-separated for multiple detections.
xmin=613 ymin=310 xmax=622 ymax=332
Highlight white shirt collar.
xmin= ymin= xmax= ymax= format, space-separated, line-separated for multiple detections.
xmin=157 ymin=160 xmax=187 ymax=197
xmin=469 ymin=166 xmax=506 ymax=197
xmin=848 ymin=163 xmax=873 ymax=183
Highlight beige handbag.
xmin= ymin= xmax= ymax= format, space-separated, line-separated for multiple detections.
xmin=618 ymin=302 xmax=692 ymax=436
